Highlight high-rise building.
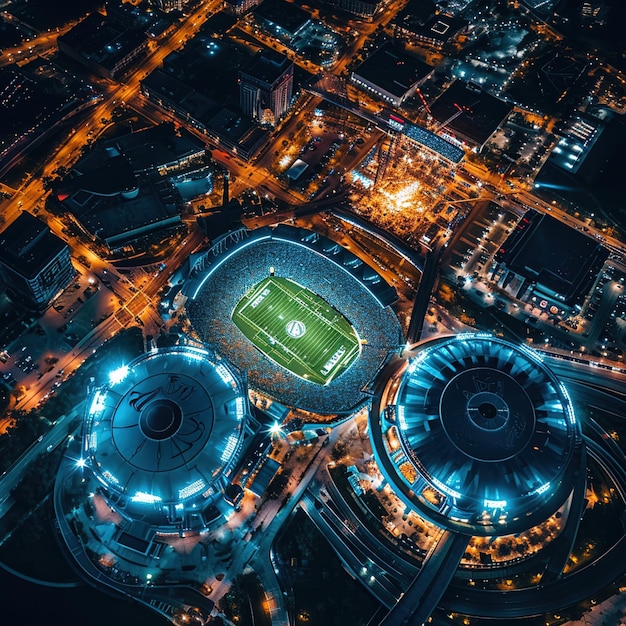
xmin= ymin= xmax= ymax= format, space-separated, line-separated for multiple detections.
xmin=0 ymin=211 xmax=75 ymax=310
xmin=223 ymin=0 xmax=264 ymax=15
xmin=149 ymin=0 xmax=185 ymax=12
xmin=239 ymin=50 xmax=294 ymax=126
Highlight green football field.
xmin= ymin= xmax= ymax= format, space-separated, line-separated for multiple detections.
xmin=231 ymin=276 xmax=361 ymax=385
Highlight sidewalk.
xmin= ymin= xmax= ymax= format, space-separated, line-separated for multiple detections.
xmin=562 ymin=593 xmax=626 ymax=626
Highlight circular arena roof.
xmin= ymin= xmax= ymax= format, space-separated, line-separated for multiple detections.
xmin=372 ymin=334 xmax=582 ymax=536
xmin=84 ymin=346 xmax=247 ymax=523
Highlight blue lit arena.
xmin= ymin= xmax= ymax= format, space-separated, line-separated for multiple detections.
xmin=371 ymin=334 xmax=583 ymax=536
xmin=81 ymin=345 xmax=248 ymax=528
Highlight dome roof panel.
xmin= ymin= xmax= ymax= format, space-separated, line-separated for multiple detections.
xmin=375 ymin=335 xmax=582 ymax=535
xmin=85 ymin=347 xmax=247 ymax=510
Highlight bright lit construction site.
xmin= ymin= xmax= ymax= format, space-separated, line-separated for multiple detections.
xmin=348 ymin=134 xmax=458 ymax=247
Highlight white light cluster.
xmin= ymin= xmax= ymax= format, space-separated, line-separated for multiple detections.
xmin=102 ymin=470 xmax=120 ymax=485
xmin=431 ymin=476 xmax=461 ymax=500
xmin=220 ymin=434 xmax=239 ymax=462
xmin=484 ymin=498 xmax=507 ymax=508
xmin=235 ymin=397 xmax=245 ymax=420
xmin=407 ymin=347 xmax=433 ymax=375
xmin=397 ymin=404 xmax=407 ymax=431
xmin=131 ymin=491 xmax=162 ymax=503
xmin=184 ymin=350 xmax=205 ymax=363
xmin=89 ymin=390 xmax=106 ymax=416
xmin=533 ymin=482 xmax=551 ymax=496
xmin=178 ymin=479 xmax=206 ymax=500
xmin=518 ymin=342 xmax=544 ymax=364
xmin=108 ymin=364 xmax=129 ymax=385
xmin=89 ymin=432 xmax=97 ymax=450
xmin=558 ymin=383 xmax=577 ymax=425
xmin=216 ymin=363 xmax=234 ymax=386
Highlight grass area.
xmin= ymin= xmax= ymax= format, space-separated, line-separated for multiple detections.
xmin=231 ymin=276 xmax=361 ymax=385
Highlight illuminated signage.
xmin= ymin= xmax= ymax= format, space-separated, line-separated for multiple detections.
xmin=388 ymin=113 xmax=405 ymax=132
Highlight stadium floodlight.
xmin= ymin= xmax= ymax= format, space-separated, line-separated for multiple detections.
xmin=269 ymin=421 xmax=284 ymax=438
xmin=76 ymin=458 xmax=86 ymax=468
xmin=484 ymin=499 xmax=507 ymax=509
xmin=131 ymin=491 xmax=162 ymax=504
xmin=108 ymin=364 xmax=129 ymax=385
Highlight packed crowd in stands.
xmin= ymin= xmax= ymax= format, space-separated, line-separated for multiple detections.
xmin=404 ymin=123 xmax=464 ymax=164
xmin=186 ymin=238 xmax=404 ymax=414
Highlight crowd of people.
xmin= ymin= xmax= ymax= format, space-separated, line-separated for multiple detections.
xmin=186 ymin=236 xmax=404 ymax=414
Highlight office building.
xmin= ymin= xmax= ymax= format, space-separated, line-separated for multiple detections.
xmin=239 ymin=50 xmax=294 ymax=126
xmin=0 ymin=211 xmax=74 ymax=310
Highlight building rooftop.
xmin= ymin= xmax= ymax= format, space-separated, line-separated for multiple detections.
xmin=395 ymin=11 xmax=468 ymax=44
xmin=203 ymin=10 xmax=238 ymax=35
xmin=0 ymin=211 xmax=68 ymax=280
xmin=84 ymin=346 xmax=247 ymax=522
xmin=62 ymin=179 xmax=178 ymax=247
xmin=207 ymin=107 xmax=259 ymax=144
xmin=392 ymin=0 xmax=434 ymax=24
xmin=157 ymin=35 xmax=251 ymax=108
xmin=253 ymin=0 xmax=311 ymax=36
xmin=240 ymin=49 xmax=292 ymax=86
xmin=430 ymin=80 xmax=513 ymax=146
xmin=495 ymin=210 xmax=609 ymax=305
xmin=58 ymin=12 xmax=146 ymax=72
xmin=103 ymin=122 xmax=207 ymax=173
xmin=353 ymin=42 xmax=433 ymax=98
xmin=374 ymin=334 xmax=582 ymax=535
xmin=141 ymin=69 xmax=218 ymax=124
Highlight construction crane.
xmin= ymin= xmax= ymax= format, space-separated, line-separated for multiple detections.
xmin=374 ymin=133 xmax=397 ymax=186
xmin=415 ymin=87 xmax=432 ymax=115
xmin=435 ymin=101 xmax=476 ymax=133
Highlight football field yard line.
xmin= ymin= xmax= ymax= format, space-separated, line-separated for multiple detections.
xmin=269 ymin=280 xmax=355 ymax=372
xmin=232 ymin=276 xmax=361 ymax=385
xmin=237 ymin=308 xmax=320 ymax=379
xmin=237 ymin=286 xmax=321 ymax=372
xmin=272 ymin=279 xmax=358 ymax=344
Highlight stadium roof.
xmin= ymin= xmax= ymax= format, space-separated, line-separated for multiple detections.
xmin=182 ymin=225 xmax=403 ymax=414
xmin=373 ymin=334 xmax=582 ymax=536
xmin=84 ymin=346 xmax=247 ymax=523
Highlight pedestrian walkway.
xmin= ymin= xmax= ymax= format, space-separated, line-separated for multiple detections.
xmin=562 ymin=593 xmax=626 ymax=626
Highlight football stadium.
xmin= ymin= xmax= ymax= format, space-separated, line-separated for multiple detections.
xmin=179 ymin=225 xmax=404 ymax=414
xmin=231 ymin=276 xmax=361 ymax=385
